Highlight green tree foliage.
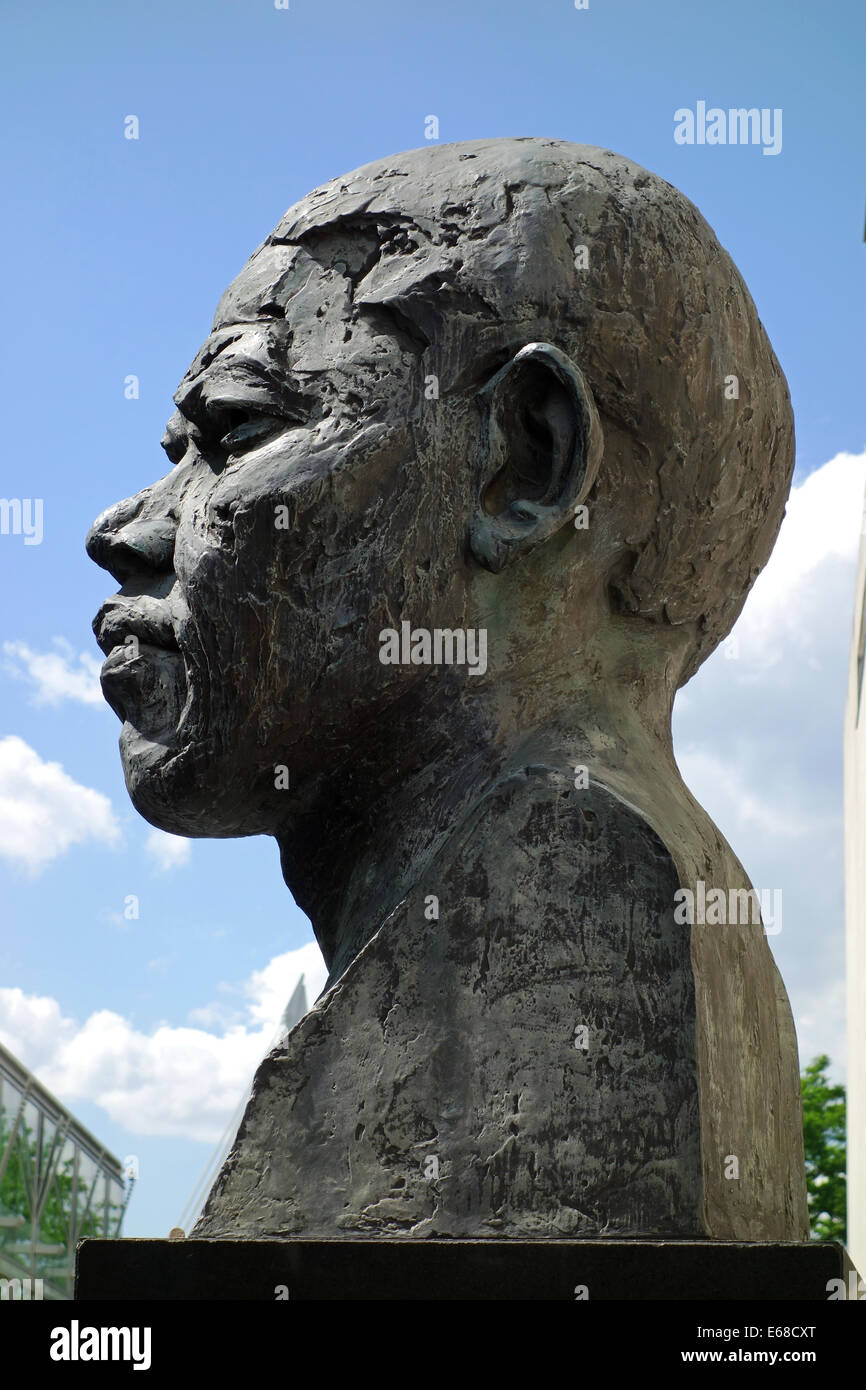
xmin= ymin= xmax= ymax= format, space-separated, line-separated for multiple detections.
xmin=801 ymin=1054 xmax=846 ymax=1242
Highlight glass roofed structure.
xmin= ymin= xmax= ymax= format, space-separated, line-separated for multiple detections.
xmin=0 ymin=1039 xmax=128 ymax=1300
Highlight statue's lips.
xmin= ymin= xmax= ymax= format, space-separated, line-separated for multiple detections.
xmin=99 ymin=641 xmax=179 ymax=678
xmin=93 ymin=603 xmax=185 ymax=729
xmin=93 ymin=603 xmax=180 ymax=661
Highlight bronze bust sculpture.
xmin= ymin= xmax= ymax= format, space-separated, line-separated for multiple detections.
xmin=88 ymin=138 xmax=808 ymax=1240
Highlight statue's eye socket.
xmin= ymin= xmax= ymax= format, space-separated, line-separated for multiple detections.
xmin=218 ymin=411 xmax=282 ymax=452
xmin=211 ymin=403 xmax=309 ymax=455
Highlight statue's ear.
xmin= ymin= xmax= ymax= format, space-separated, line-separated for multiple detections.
xmin=469 ymin=342 xmax=603 ymax=574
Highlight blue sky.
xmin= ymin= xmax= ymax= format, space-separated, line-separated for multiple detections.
xmin=0 ymin=0 xmax=863 ymax=1237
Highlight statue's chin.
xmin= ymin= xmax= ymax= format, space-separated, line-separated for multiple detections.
xmin=119 ymin=723 xmax=185 ymax=820
xmin=119 ymin=730 xmax=209 ymax=837
xmin=118 ymin=718 xmax=266 ymax=839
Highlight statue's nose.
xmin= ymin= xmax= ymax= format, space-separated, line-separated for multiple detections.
xmin=86 ymin=503 xmax=177 ymax=584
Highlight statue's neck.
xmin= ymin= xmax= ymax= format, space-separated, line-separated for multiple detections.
xmin=276 ymin=680 xmax=683 ymax=990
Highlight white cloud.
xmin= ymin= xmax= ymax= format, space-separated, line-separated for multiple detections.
xmin=0 ymin=943 xmax=328 ymax=1143
xmin=0 ymin=735 xmax=121 ymax=874
xmin=145 ymin=828 xmax=192 ymax=872
xmin=719 ymin=450 xmax=866 ymax=677
xmin=3 ymin=637 xmax=103 ymax=706
xmin=746 ymin=450 xmax=866 ymax=627
xmin=242 ymin=942 xmax=328 ymax=1030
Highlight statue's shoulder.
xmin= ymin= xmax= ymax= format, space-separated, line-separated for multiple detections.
xmin=438 ymin=762 xmax=682 ymax=917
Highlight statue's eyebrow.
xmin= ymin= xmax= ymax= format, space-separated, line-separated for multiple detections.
xmin=185 ymin=331 xmax=245 ymax=377
xmin=173 ymin=357 xmax=307 ymax=434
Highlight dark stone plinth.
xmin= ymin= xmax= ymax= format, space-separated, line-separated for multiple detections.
xmin=75 ymin=1238 xmax=855 ymax=1301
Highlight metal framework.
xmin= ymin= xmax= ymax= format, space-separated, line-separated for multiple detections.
xmin=0 ymin=1040 xmax=127 ymax=1300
